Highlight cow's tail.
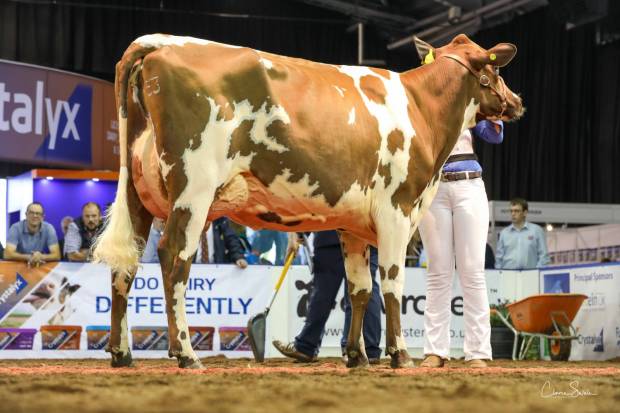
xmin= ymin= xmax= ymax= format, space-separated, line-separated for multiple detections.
xmin=92 ymin=41 xmax=158 ymax=277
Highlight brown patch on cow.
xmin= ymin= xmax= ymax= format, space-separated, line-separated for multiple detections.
xmin=224 ymin=62 xmax=381 ymax=207
xmin=346 ymin=284 xmax=371 ymax=356
xmin=387 ymin=264 xmax=399 ymax=280
xmin=257 ymin=212 xmax=282 ymax=223
xmin=228 ymin=119 xmax=254 ymax=158
xmin=214 ymin=95 xmax=234 ymax=121
xmin=180 ymin=331 xmax=187 ymax=340
xmin=378 ymin=265 xmax=387 ymax=281
xmin=387 ymin=129 xmax=404 ymax=154
xmin=377 ymin=162 xmax=392 ymax=187
xmin=383 ymin=292 xmax=402 ymax=355
xmin=266 ymin=67 xmax=287 ymax=81
xmin=365 ymin=257 xmax=369 ymax=266
xmin=389 ymin=115 xmax=435 ymax=216
xmin=285 ymin=220 xmax=301 ymax=227
xmin=369 ymin=67 xmax=390 ymax=80
xmin=359 ymin=75 xmax=386 ymax=105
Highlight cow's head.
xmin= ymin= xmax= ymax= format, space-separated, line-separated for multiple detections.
xmin=415 ymin=34 xmax=524 ymax=122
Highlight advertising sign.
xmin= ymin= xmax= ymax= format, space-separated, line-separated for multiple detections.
xmin=540 ymin=264 xmax=620 ymax=360
xmin=0 ymin=60 xmax=118 ymax=169
xmin=0 ymin=262 xmax=272 ymax=358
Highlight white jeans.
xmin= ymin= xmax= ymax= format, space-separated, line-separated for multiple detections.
xmin=418 ymin=178 xmax=492 ymax=360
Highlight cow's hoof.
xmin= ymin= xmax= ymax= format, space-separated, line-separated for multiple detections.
xmin=345 ymin=350 xmax=369 ymax=369
xmin=389 ymin=349 xmax=414 ymax=369
xmin=178 ymin=356 xmax=205 ymax=369
xmin=110 ymin=351 xmax=134 ymax=368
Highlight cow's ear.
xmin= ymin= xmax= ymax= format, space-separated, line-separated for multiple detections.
xmin=413 ymin=36 xmax=434 ymax=64
xmin=470 ymin=43 xmax=517 ymax=69
xmin=487 ymin=43 xmax=517 ymax=67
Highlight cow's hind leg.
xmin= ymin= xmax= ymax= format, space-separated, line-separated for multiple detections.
xmin=338 ymin=232 xmax=371 ymax=368
xmin=158 ymin=204 xmax=213 ymax=369
xmin=377 ymin=215 xmax=414 ymax=369
xmin=107 ymin=175 xmax=153 ymax=367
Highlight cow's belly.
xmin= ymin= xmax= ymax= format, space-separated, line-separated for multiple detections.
xmin=131 ymin=127 xmax=376 ymax=244
xmin=209 ymin=173 xmax=377 ymax=245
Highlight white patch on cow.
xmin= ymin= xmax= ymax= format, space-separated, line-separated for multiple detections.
xmin=158 ymin=150 xmax=174 ymax=182
xmin=250 ymin=103 xmax=290 ymax=153
xmin=337 ymin=66 xmax=415 ymax=198
xmin=118 ymin=109 xmax=128 ymax=167
xmin=135 ymin=34 xmax=209 ymax=48
xmin=333 ymin=86 xmax=345 ymax=97
xmin=395 ymin=333 xmax=406 ymax=350
xmin=461 ymin=98 xmax=479 ymax=133
xmin=119 ymin=313 xmax=129 ymax=354
xmin=173 ymin=281 xmax=196 ymax=359
xmin=259 ymin=58 xmax=273 ymax=70
xmin=195 ymin=92 xmax=200 ymax=97
xmin=348 ymin=108 xmax=356 ymax=125
xmin=344 ymin=252 xmax=371 ymax=295
xmin=174 ymin=97 xmax=291 ymax=260
xmin=269 ymin=169 xmax=320 ymax=199
xmin=132 ymin=84 xmax=140 ymax=104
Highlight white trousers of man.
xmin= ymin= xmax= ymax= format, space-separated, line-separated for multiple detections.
xmin=418 ymin=178 xmax=492 ymax=360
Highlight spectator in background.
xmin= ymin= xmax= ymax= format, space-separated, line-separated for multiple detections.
xmin=4 ymin=202 xmax=61 ymax=265
xmin=495 ymin=198 xmax=550 ymax=269
xmin=250 ymin=230 xmax=288 ymax=265
xmin=64 ymin=202 xmax=103 ymax=262
xmin=196 ymin=217 xmax=248 ymax=268
xmin=141 ymin=217 xmax=165 ymax=263
xmin=58 ymin=216 xmax=74 ymax=257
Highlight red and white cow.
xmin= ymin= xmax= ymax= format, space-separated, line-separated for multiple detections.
xmin=93 ymin=33 xmax=523 ymax=369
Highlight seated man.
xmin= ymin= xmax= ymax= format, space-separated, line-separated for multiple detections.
xmin=64 ymin=202 xmax=104 ymax=262
xmin=4 ymin=202 xmax=61 ymax=266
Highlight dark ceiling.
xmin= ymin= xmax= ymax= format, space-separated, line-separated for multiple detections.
xmin=292 ymin=0 xmax=549 ymax=47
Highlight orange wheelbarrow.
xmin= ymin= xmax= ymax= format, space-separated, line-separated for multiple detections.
xmin=491 ymin=293 xmax=587 ymax=361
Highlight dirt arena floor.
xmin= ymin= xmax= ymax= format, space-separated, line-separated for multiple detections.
xmin=0 ymin=357 xmax=618 ymax=413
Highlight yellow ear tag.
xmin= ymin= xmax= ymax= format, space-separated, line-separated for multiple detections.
xmin=490 ymin=53 xmax=497 ymax=61
xmin=423 ymin=50 xmax=435 ymax=65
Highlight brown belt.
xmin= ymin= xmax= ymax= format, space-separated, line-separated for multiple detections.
xmin=441 ymin=171 xmax=482 ymax=182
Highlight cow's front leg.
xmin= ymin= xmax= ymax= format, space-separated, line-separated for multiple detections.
xmin=338 ymin=232 xmax=371 ymax=368
xmin=107 ymin=270 xmax=136 ymax=367
xmin=377 ymin=217 xmax=414 ymax=369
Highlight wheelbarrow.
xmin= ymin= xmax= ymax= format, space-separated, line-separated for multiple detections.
xmin=491 ymin=293 xmax=587 ymax=361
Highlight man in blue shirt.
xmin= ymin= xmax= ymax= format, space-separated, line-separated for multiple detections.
xmin=4 ymin=202 xmax=61 ymax=266
xmin=495 ymin=198 xmax=549 ymax=269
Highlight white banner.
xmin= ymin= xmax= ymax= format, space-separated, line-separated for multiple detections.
xmin=540 ymin=263 xmax=620 ymax=360
xmin=2 ymin=260 xmax=617 ymax=360
xmin=0 ymin=262 xmax=273 ymax=358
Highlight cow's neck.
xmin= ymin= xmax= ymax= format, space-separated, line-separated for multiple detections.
xmin=402 ymin=60 xmax=478 ymax=172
